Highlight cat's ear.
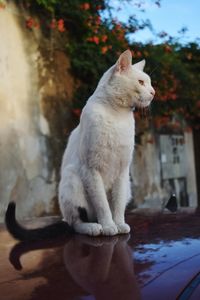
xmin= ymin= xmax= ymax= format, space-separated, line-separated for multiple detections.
xmin=133 ymin=59 xmax=146 ymax=71
xmin=115 ymin=50 xmax=132 ymax=74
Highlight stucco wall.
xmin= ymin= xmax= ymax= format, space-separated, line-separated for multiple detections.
xmin=0 ymin=3 xmax=74 ymax=221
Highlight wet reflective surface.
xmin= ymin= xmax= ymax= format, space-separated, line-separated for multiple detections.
xmin=1 ymin=212 xmax=200 ymax=300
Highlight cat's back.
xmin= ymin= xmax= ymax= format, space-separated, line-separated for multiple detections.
xmin=61 ymin=125 xmax=81 ymax=172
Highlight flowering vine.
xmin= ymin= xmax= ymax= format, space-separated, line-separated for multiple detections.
xmin=1 ymin=0 xmax=199 ymax=131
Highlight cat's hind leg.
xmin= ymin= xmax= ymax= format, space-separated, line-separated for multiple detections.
xmin=74 ymin=206 xmax=103 ymax=236
xmin=59 ymin=166 xmax=103 ymax=236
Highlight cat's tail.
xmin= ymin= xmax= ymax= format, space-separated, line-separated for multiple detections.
xmin=5 ymin=202 xmax=74 ymax=241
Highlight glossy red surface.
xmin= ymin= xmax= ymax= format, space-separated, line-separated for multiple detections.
xmin=1 ymin=212 xmax=200 ymax=300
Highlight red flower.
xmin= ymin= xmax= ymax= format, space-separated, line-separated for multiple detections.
xmin=87 ymin=36 xmax=99 ymax=44
xmin=57 ymin=19 xmax=65 ymax=32
xmin=81 ymin=3 xmax=90 ymax=10
xmin=101 ymin=35 xmax=108 ymax=42
xmin=73 ymin=109 xmax=81 ymax=117
xmin=101 ymin=46 xmax=108 ymax=54
xmin=87 ymin=35 xmax=99 ymax=45
xmin=26 ymin=17 xmax=34 ymax=29
xmin=93 ymin=36 xmax=99 ymax=44
xmin=171 ymin=94 xmax=177 ymax=100
xmin=26 ymin=17 xmax=40 ymax=29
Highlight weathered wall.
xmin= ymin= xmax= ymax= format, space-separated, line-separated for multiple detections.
xmin=0 ymin=3 xmax=74 ymax=221
xmin=184 ymin=132 xmax=197 ymax=207
xmin=131 ymin=130 xmax=198 ymax=209
xmin=131 ymin=132 xmax=164 ymax=208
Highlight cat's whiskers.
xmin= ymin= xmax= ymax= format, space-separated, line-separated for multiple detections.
xmin=143 ymin=107 xmax=147 ymax=122
xmin=147 ymin=105 xmax=152 ymax=123
xmin=150 ymin=65 xmax=159 ymax=76
xmin=138 ymin=103 xmax=145 ymax=119
xmin=145 ymin=108 xmax=148 ymax=120
xmin=146 ymin=107 xmax=150 ymax=122
xmin=142 ymin=106 xmax=145 ymax=119
xmin=137 ymin=102 xmax=152 ymax=122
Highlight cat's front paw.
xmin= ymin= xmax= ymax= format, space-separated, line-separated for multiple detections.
xmin=116 ymin=223 xmax=130 ymax=234
xmin=102 ymin=223 xmax=118 ymax=236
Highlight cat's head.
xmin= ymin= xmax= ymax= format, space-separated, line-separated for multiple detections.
xmin=100 ymin=50 xmax=155 ymax=109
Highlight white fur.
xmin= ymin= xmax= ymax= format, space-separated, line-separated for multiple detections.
xmin=58 ymin=50 xmax=155 ymax=236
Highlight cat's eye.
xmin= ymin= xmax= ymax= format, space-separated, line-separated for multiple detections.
xmin=138 ymin=80 xmax=145 ymax=86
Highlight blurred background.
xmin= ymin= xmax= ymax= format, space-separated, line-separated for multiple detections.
xmin=0 ymin=0 xmax=199 ymax=220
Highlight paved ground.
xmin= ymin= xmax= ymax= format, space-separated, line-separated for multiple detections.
xmin=1 ymin=211 xmax=200 ymax=300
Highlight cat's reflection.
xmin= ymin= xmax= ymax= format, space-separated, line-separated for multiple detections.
xmin=9 ymin=235 xmax=141 ymax=299
xmin=64 ymin=235 xmax=141 ymax=300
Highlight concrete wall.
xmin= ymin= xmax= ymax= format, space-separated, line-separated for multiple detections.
xmin=131 ymin=130 xmax=198 ymax=209
xmin=0 ymin=3 xmax=74 ymax=221
xmin=184 ymin=132 xmax=198 ymax=207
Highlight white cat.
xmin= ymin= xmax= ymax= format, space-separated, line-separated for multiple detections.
xmin=5 ymin=49 xmax=155 ymax=240
xmin=58 ymin=49 xmax=155 ymax=236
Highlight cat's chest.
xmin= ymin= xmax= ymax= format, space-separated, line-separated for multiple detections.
xmin=105 ymin=119 xmax=134 ymax=149
xmin=96 ymin=113 xmax=135 ymax=167
xmin=96 ymin=115 xmax=134 ymax=187
xmin=81 ymin=105 xmax=135 ymax=172
xmin=102 ymin=110 xmax=134 ymax=142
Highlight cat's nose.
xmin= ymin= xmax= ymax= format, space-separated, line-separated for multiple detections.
xmin=150 ymin=88 xmax=155 ymax=96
